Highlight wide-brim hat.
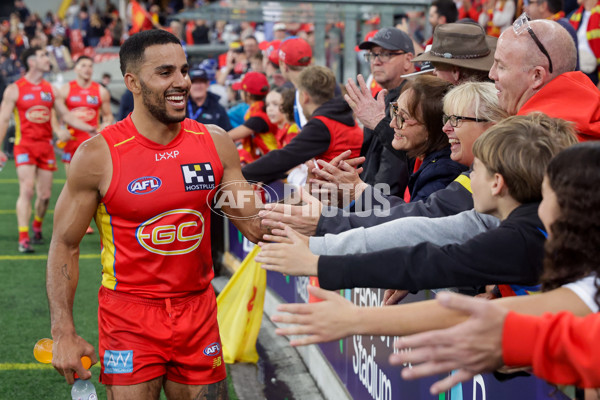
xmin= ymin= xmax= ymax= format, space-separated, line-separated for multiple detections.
xmin=412 ymin=23 xmax=497 ymax=72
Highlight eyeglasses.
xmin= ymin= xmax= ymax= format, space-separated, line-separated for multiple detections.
xmin=442 ymin=114 xmax=489 ymax=127
xmin=512 ymin=12 xmax=553 ymax=73
xmin=364 ymin=51 xmax=406 ymax=63
xmin=390 ymin=102 xmax=417 ymax=129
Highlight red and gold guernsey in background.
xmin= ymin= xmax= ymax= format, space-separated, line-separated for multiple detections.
xmin=13 ymin=77 xmax=54 ymax=145
xmin=96 ymin=117 xmax=224 ymax=299
xmin=65 ymin=80 xmax=101 ymax=140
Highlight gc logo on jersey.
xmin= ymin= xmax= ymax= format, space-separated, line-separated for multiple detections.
xmin=72 ymin=106 xmax=96 ymax=122
xmin=25 ymin=105 xmax=51 ymax=123
xmin=181 ymin=163 xmax=215 ymax=192
xmin=127 ymin=176 xmax=162 ymax=195
xmin=136 ymin=209 xmax=205 ymax=255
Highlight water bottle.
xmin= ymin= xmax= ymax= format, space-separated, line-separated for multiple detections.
xmin=71 ymin=378 xmax=98 ymax=400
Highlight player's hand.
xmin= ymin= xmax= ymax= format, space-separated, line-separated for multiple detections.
xmin=259 ymin=187 xmax=322 ymax=236
xmin=52 ymin=333 xmax=98 ymax=384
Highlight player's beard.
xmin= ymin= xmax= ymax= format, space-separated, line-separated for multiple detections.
xmin=139 ymin=78 xmax=186 ymax=125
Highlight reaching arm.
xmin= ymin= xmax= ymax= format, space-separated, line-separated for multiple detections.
xmin=0 ymin=84 xmax=18 ymax=164
xmin=272 ymin=285 xmax=592 ymax=347
xmin=209 ymin=124 xmax=265 ymax=243
xmin=47 ymin=135 xmax=110 ymax=383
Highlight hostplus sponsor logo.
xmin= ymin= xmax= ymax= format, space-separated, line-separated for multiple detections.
xmin=181 ymin=163 xmax=215 ymax=191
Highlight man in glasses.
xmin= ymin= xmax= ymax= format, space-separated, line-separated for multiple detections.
xmin=345 ymin=27 xmax=416 ymax=198
xmin=491 ymin=17 xmax=600 ymax=140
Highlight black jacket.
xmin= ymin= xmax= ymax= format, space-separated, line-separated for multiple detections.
xmin=359 ymin=84 xmax=410 ymax=197
xmin=317 ymin=202 xmax=546 ymax=292
xmin=187 ymin=91 xmax=232 ymax=131
xmin=316 ymin=171 xmax=474 ymax=235
xmin=242 ymin=96 xmax=356 ymax=183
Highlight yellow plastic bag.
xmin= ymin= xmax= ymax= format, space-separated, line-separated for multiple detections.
xmin=217 ymin=245 xmax=266 ymax=364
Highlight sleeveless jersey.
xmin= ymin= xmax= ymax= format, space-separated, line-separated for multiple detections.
xmin=312 ymin=115 xmax=364 ymax=163
xmin=13 ymin=77 xmax=54 ymax=145
xmin=65 ymin=80 xmax=101 ymax=141
xmin=96 ymin=117 xmax=224 ymax=298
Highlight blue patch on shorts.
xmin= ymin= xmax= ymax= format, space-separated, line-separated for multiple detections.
xmin=16 ymin=153 xmax=29 ymax=163
xmin=103 ymin=350 xmax=133 ymax=374
xmin=61 ymin=152 xmax=72 ymax=162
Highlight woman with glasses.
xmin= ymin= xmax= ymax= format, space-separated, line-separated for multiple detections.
xmin=388 ymin=75 xmax=467 ymax=202
xmin=442 ymin=81 xmax=508 ymax=168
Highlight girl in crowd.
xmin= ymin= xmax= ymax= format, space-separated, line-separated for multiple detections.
xmin=265 ymin=87 xmax=299 ymax=148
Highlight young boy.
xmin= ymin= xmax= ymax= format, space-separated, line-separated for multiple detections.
xmin=256 ymin=115 xmax=572 ymax=294
xmin=227 ymin=71 xmax=278 ymax=164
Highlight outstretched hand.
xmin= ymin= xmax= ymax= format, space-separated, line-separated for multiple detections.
xmin=272 ymin=285 xmax=358 ymax=346
xmin=344 ymin=74 xmax=387 ymax=130
xmin=257 ymin=224 xmax=319 ymax=276
xmin=389 ymin=292 xmax=507 ymax=395
xmin=259 ymin=187 xmax=323 ymax=236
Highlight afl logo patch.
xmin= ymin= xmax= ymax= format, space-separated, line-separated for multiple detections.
xmin=127 ymin=176 xmax=162 ymax=195
xmin=203 ymin=342 xmax=221 ymax=356
xmin=25 ymin=105 xmax=51 ymax=123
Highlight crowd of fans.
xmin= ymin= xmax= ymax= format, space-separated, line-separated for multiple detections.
xmin=3 ymin=0 xmax=600 ymax=397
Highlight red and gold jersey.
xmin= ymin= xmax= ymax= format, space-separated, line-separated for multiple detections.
xmin=65 ymin=80 xmax=101 ymax=141
xmin=13 ymin=77 xmax=54 ymax=145
xmin=239 ymin=101 xmax=278 ymax=163
xmin=96 ymin=117 xmax=224 ymax=298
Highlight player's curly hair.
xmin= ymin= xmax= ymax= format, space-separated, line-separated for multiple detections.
xmin=541 ymin=142 xmax=600 ymax=307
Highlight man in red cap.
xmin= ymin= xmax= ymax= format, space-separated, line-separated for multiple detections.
xmin=278 ymin=37 xmax=313 ymax=128
xmin=228 ymin=71 xmax=278 ymax=163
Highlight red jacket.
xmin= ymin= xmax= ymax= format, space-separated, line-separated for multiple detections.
xmin=517 ymin=72 xmax=600 ymax=141
xmin=503 ymin=311 xmax=600 ymax=388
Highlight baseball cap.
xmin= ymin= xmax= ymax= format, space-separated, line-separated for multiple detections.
xmin=231 ymin=72 xmax=270 ymax=95
xmin=189 ymin=67 xmax=210 ymax=81
xmin=358 ymin=27 xmax=414 ymax=54
xmin=355 ymin=29 xmax=378 ymax=52
xmin=263 ymin=40 xmax=282 ymax=66
xmin=279 ymin=37 xmax=312 ymax=66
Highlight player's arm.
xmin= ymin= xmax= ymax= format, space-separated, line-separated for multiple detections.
xmin=0 ymin=84 xmax=18 ymax=163
xmin=52 ymin=84 xmax=71 ymax=141
xmin=47 ymin=135 xmax=110 ymax=383
xmin=52 ymin=86 xmax=96 ymax=135
xmin=98 ymin=85 xmax=114 ymax=131
xmin=209 ymin=124 xmax=265 ymax=243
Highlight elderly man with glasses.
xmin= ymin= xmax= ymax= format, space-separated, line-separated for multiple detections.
xmin=344 ymin=27 xmax=416 ymax=198
xmin=491 ymin=15 xmax=600 ymax=140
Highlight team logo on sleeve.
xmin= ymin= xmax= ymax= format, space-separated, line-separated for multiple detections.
xmin=181 ymin=163 xmax=215 ymax=191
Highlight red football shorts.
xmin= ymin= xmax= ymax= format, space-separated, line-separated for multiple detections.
xmin=98 ymin=286 xmax=226 ymax=386
xmin=61 ymin=135 xmax=89 ymax=163
xmin=13 ymin=141 xmax=57 ymax=171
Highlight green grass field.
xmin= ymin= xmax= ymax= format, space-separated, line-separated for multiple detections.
xmin=0 ymin=160 xmax=237 ymax=399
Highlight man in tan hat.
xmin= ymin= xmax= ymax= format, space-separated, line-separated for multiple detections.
xmin=412 ymin=23 xmax=496 ymax=84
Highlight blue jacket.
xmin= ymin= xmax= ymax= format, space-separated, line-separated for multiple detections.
xmin=187 ymin=92 xmax=232 ymax=131
xmin=408 ymin=147 xmax=468 ymax=203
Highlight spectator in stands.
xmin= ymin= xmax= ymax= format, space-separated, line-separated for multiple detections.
xmin=228 ymin=71 xmax=278 ymax=164
xmin=493 ymin=18 xmax=600 ymax=139
xmin=411 ymin=23 xmax=495 ymax=84
xmin=243 ymin=36 xmax=260 ymax=59
xmin=187 ymin=66 xmax=232 ymax=130
xmin=526 ymin=0 xmax=578 ymax=51
xmin=192 ymin=19 xmax=210 ymax=44
xmin=426 ymin=0 xmax=459 ymax=45
xmin=278 ymin=37 xmax=312 ymax=128
xmin=265 ymin=87 xmax=299 ymax=148
xmin=479 ymin=0 xmax=516 ymax=37
xmin=86 ymin=12 xmax=105 ymax=47
xmin=345 ymin=27 xmax=415 ymax=197
xmin=458 ymin=0 xmax=483 ymax=21
xmin=46 ymin=35 xmax=73 ymax=72
xmin=242 ymin=65 xmax=363 ymax=184
xmin=570 ymin=0 xmax=600 ymax=85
